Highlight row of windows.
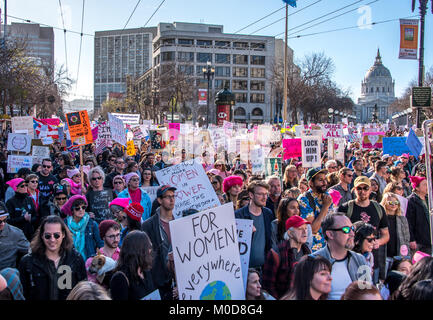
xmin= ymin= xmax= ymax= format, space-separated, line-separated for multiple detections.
xmin=157 ymin=52 xmax=266 ymax=65
xmin=157 ymin=38 xmax=266 ymax=50
xmin=171 ymin=65 xmax=265 ymax=78
xmin=234 ymin=93 xmax=265 ymax=103
xmin=363 ymin=86 xmax=392 ymax=93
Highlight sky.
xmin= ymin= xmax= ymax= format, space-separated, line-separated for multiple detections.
xmin=2 ymin=0 xmax=432 ymax=104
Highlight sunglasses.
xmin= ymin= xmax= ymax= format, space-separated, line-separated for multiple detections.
xmin=73 ymin=205 xmax=87 ymax=211
xmin=44 ymin=232 xmax=61 ymax=240
xmin=116 ymin=161 xmax=125 ymax=164
xmin=18 ymin=183 xmax=28 ymax=188
xmin=356 ymin=186 xmax=370 ymax=191
xmin=387 ymin=201 xmax=399 ymax=206
xmin=345 ymin=174 xmax=353 ymax=178
xmin=130 ymin=178 xmax=139 ymax=181
xmin=365 ymin=237 xmax=376 ymax=243
xmin=0 ymin=219 xmax=8 ymax=225
xmin=55 ymin=197 xmax=67 ymax=201
xmin=329 ymin=226 xmax=355 ymax=234
xmin=91 ymin=176 xmax=102 ymax=181
xmin=114 ymin=181 xmax=124 ymax=184
xmin=42 ymin=165 xmax=52 ymax=168
xmin=29 ymin=180 xmax=39 ymax=183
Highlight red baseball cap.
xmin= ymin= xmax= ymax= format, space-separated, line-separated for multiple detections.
xmin=285 ymin=215 xmax=311 ymax=231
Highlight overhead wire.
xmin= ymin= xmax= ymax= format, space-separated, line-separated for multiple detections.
xmin=144 ymin=0 xmax=166 ymax=28
xmin=123 ymin=0 xmax=143 ymax=30
xmin=75 ymin=0 xmax=86 ymax=95
xmin=58 ymin=0 xmax=69 ymax=76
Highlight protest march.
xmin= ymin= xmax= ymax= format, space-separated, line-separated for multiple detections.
xmin=0 ymin=111 xmax=433 ymax=302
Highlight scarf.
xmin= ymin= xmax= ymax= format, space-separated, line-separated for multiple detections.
xmin=67 ymin=213 xmax=90 ymax=259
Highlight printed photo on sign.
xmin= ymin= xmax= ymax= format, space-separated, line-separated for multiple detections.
xmin=169 ymin=203 xmax=244 ymax=300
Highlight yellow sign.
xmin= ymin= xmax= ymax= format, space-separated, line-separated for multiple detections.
xmin=126 ymin=140 xmax=136 ymax=156
xmin=399 ymin=19 xmax=419 ymax=60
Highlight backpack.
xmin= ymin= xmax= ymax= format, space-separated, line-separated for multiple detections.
xmin=346 ymin=200 xmax=383 ymax=221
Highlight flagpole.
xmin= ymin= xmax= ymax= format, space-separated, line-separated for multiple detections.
xmin=283 ymin=3 xmax=288 ymax=126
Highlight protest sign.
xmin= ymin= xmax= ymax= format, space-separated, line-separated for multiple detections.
xmin=382 ymin=137 xmax=413 ymax=156
xmin=132 ymin=126 xmax=144 ymax=139
xmin=150 ymin=130 xmax=167 ymax=150
xmin=11 ymin=116 xmax=34 ymax=138
xmin=142 ymin=290 xmax=161 ymax=300
xmin=108 ymin=113 xmax=127 ymax=147
xmin=235 ymin=219 xmax=253 ymax=292
xmin=155 ymin=159 xmax=220 ymax=219
xmin=406 ymin=129 xmax=423 ymax=158
xmin=7 ymin=155 xmax=33 ymax=173
xmin=42 ymin=137 xmax=54 ymax=145
xmin=328 ymin=138 xmax=345 ymax=162
xmin=111 ymin=113 xmax=140 ymax=126
xmin=282 ymin=139 xmax=302 ymax=160
xmin=7 ymin=133 xmax=31 ymax=153
xmin=301 ymin=136 xmax=321 ymax=168
xmin=170 ymin=203 xmax=244 ymax=300
xmin=251 ymin=147 xmax=264 ymax=175
xmin=265 ymin=157 xmax=282 ymax=177
xmin=126 ymin=140 xmax=136 ymax=156
xmin=141 ymin=186 xmax=159 ymax=204
xmin=362 ymin=132 xmax=385 ymax=149
xmin=169 ymin=123 xmax=180 ymax=141
xmin=321 ymin=124 xmax=343 ymax=138
xmin=65 ymin=110 xmax=93 ymax=147
xmin=32 ymin=146 xmax=50 ymax=164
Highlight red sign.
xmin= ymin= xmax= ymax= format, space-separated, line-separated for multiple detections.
xmin=217 ymin=105 xmax=230 ymax=126
xmin=198 ymin=89 xmax=207 ymax=105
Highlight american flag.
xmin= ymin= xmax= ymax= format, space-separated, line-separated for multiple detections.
xmin=95 ymin=139 xmax=108 ymax=155
xmin=33 ymin=118 xmax=59 ymax=140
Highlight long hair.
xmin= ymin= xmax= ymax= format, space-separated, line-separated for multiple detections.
xmin=115 ymin=230 xmax=153 ymax=283
xmin=66 ymin=281 xmax=111 ymax=300
xmin=380 ymin=192 xmax=402 ymax=216
xmin=393 ymin=257 xmax=433 ymax=300
xmin=340 ymin=280 xmax=381 ymax=300
xmin=276 ymin=198 xmax=298 ymax=242
xmin=30 ymin=215 xmax=73 ymax=257
xmin=126 ymin=215 xmax=141 ymax=232
xmin=353 ymin=221 xmax=376 ymax=254
xmin=282 ymin=255 xmax=332 ymax=300
xmin=246 ymin=268 xmax=266 ymax=300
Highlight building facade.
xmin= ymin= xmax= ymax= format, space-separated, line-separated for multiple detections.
xmin=151 ymin=22 xmax=294 ymax=124
xmin=355 ymin=49 xmax=396 ymax=123
xmin=93 ymin=27 xmax=157 ymax=111
xmin=2 ymin=23 xmax=54 ymax=69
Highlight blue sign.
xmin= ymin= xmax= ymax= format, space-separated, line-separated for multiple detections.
xmin=406 ymin=129 xmax=423 ymax=159
xmin=383 ymin=137 xmax=413 ymax=156
xmin=283 ymin=0 xmax=297 ymax=7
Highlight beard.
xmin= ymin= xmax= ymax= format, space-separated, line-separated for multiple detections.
xmin=344 ymin=238 xmax=355 ymax=250
xmin=315 ymin=185 xmax=327 ymax=194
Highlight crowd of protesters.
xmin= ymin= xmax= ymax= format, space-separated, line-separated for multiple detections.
xmin=1 ymin=125 xmax=433 ymax=301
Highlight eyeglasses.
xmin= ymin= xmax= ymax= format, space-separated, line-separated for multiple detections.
xmin=356 ymin=186 xmax=370 ymax=191
xmin=73 ymin=205 xmax=87 ymax=211
xmin=91 ymin=176 xmax=102 ymax=181
xmin=114 ymin=181 xmax=124 ymax=185
xmin=329 ymin=226 xmax=355 ymax=234
xmin=55 ymin=197 xmax=67 ymax=201
xmin=29 ymin=180 xmax=39 ymax=184
xmin=162 ymin=195 xmax=176 ymax=200
xmin=18 ymin=184 xmax=28 ymax=188
xmin=116 ymin=161 xmax=125 ymax=164
xmin=254 ymin=192 xmax=268 ymax=197
xmin=0 ymin=219 xmax=8 ymax=225
xmin=387 ymin=201 xmax=399 ymax=206
xmin=345 ymin=174 xmax=353 ymax=178
xmin=44 ymin=232 xmax=61 ymax=240
xmin=130 ymin=178 xmax=139 ymax=182
xmin=365 ymin=237 xmax=376 ymax=243
xmin=212 ymin=181 xmax=219 ymax=185
xmin=328 ymin=166 xmax=337 ymax=169
xmin=42 ymin=165 xmax=52 ymax=168
xmin=105 ymin=233 xmax=121 ymax=240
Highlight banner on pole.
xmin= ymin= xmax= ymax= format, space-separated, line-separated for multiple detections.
xmin=399 ymin=19 xmax=419 ymax=60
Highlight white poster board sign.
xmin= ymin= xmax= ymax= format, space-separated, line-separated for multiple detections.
xmin=155 ymin=159 xmax=220 ymax=219
xmin=235 ymin=219 xmax=253 ymax=293
xmin=108 ymin=113 xmax=127 ymax=146
xmin=301 ymin=136 xmax=321 ymax=168
xmin=11 ymin=116 xmax=34 ymax=138
xmin=170 ymin=203 xmax=244 ymax=300
xmin=251 ymin=147 xmax=264 ymax=175
xmin=32 ymin=146 xmax=50 ymax=164
xmin=7 ymin=133 xmax=31 ymax=153
xmin=7 ymin=155 xmax=33 ymax=173
xmin=321 ymin=124 xmax=343 ymax=139
xmin=141 ymin=186 xmax=159 ymax=205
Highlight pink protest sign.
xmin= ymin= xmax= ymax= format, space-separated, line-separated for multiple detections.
xmin=362 ymin=132 xmax=385 ymax=149
xmin=91 ymin=126 xmax=98 ymax=141
xmin=282 ymin=138 xmax=302 ymax=160
xmin=169 ymin=123 xmax=180 ymax=141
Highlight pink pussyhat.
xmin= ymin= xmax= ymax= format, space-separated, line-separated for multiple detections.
xmin=412 ymin=251 xmax=430 ymax=265
xmin=6 ymin=178 xmax=25 ymax=192
xmin=109 ymin=197 xmax=131 ymax=209
xmin=328 ymin=189 xmax=342 ymax=207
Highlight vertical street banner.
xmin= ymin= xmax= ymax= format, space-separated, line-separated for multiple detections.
xmin=301 ymin=136 xmax=321 ymax=168
xmin=155 ymin=159 xmax=220 ymax=219
xmin=65 ymin=110 xmax=93 ymax=147
xmin=108 ymin=113 xmax=127 ymax=147
xmin=399 ymin=19 xmax=419 ymax=60
xmin=198 ymin=89 xmax=207 ymax=105
xmin=170 ymin=203 xmax=245 ymax=300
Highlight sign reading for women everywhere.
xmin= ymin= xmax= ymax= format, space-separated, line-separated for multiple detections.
xmin=108 ymin=113 xmax=127 ymax=147
xmin=362 ymin=132 xmax=385 ymax=149
xmin=7 ymin=133 xmax=32 ymax=153
xmin=321 ymin=124 xmax=343 ymax=138
xmin=301 ymin=136 xmax=321 ymax=167
xmin=170 ymin=203 xmax=244 ymax=300
xmin=282 ymin=138 xmax=302 ymax=160
xmin=382 ymin=137 xmax=413 ymax=156
xmin=155 ymin=159 xmax=220 ymax=219
xmin=65 ymin=110 xmax=93 ymax=147
xmin=7 ymin=155 xmax=33 ymax=173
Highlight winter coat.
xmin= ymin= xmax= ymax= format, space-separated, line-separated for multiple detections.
xmin=6 ymin=192 xmax=38 ymax=240
xmin=406 ymin=193 xmax=431 ymax=248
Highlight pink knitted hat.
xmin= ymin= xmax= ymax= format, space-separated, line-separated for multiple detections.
xmin=123 ymin=172 xmax=139 ymax=186
xmin=6 ymin=178 xmax=25 ymax=191
xmin=223 ymin=176 xmax=243 ymax=193
xmin=409 ymin=176 xmax=426 ymax=190
xmin=61 ymin=195 xmax=88 ymax=216
xmin=67 ymin=168 xmax=80 ymax=178
xmin=109 ymin=197 xmax=131 ymax=209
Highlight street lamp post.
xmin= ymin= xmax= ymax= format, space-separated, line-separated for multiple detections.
xmin=202 ymin=61 xmax=215 ymax=127
xmin=328 ymin=108 xmax=334 ymax=123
